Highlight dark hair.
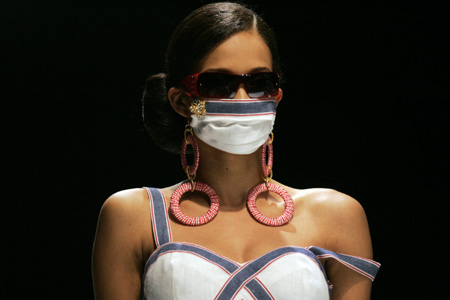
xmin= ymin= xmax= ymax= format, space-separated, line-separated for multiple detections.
xmin=142 ymin=2 xmax=281 ymax=154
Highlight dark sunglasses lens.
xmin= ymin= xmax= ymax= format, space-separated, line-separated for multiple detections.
xmin=196 ymin=72 xmax=279 ymax=98
xmin=246 ymin=73 xmax=279 ymax=98
xmin=197 ymin=73 xmax=236 ymax=98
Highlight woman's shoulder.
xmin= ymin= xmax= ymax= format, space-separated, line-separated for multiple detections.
xmin=101 ymin=188 xmax=149 ymax=216
xmin=95 ymin=188 xmax=151 ymax=239
xmin=279 ymin=181 xmax=364 ymax=213
xmin=287 ymin=185 xmax=372 ymax=256
xmin=95 ymin=188 xmax=157 ymax=257
xmin=99 ymin=185 xmax=179 ymax=221
xmin=296 ymin=187 xmax=364 ymax=214
xmin=280 ymin=183 xmax=370 ymax=244
xmin=277 ymin=182 xmax=361 ymax=210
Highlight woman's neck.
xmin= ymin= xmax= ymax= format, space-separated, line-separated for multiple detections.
xmin=194 ymin=138 xmax=263 ymax=210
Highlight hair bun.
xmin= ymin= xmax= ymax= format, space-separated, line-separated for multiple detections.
xmin=142 ymin=73 xmax=185 ymax=154
xmin=143 ymin=73 xmax=166 ymax=100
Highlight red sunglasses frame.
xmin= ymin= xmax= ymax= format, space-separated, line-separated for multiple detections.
xmin=180 ymin=72 xmax=280 ymax=99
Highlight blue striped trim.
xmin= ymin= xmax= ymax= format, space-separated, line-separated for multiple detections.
xmin=144 ymin=187 xmax=171 ymax=247
xmin=144 ymin=243 xmax=273 ymax=299
xmin=244 ymin=279 xmax=274 ymax=299
xmin=204 ymin=100 xmax=276 ymax=115
xmin=308 ymin=246 xmax=380 ymax=281
xmin=215 ymin=247 xmax=324 ymax=300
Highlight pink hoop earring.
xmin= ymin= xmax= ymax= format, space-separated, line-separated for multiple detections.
xmin=170 ymin=125 xmax=220 ymax=226
xmin=247 ymin=133 xmax=295 ymax=226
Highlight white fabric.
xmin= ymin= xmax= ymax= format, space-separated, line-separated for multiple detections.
xmin=255 ymin=254 xmax=329 ymax=299
xmin=190 ymin=100 xmax=275 ymax=155
xmin=142 ymin=244 xmax=330 ymax=300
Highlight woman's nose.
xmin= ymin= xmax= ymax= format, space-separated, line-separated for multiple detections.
xmin=233 ymin=83 xmax=250 ymax=99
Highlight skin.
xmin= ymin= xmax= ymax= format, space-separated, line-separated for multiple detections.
xmin=92 ymin=29 xmax=374 ymax=299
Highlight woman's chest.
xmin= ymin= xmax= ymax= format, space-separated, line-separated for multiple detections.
xmin=167 ymin=208 xmax=328 ymax=264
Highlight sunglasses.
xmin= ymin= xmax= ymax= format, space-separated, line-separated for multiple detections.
xmin=181 ymin=72 xmax=279 ymax=99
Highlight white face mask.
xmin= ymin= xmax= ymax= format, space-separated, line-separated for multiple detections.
xmin=189 ymin=99 xmax=276 ymax=155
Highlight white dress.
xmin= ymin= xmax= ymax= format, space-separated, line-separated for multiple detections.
xmin=141 ymin=188 xmax=380 ymax=300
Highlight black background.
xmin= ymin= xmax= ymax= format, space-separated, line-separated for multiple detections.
xmin=3 ymin=0 xmax=448 ymax=299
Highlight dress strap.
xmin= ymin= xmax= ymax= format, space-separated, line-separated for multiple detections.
xmin=143 ymin=187 xmax=173 ymax=247
xmin=307 ymin=246 xmax=380 ymax=281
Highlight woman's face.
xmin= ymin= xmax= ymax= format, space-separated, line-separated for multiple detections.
xmin=198 ymin=30 xmax=274 ymax=99
xmin=169 ymin=29 xmax=280 ymax=117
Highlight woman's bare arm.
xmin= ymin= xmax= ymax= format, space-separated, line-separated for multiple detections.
xmin=315 ymin=190 xmax=374 ymax=300
xmin=92 ymin=189 xmax=151 ymax=300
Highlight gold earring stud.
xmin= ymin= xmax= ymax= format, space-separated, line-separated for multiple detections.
xmin=189 ymin=100 xmax=206 ymax=118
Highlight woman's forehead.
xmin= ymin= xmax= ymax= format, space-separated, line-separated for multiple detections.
xmin=198 ymin=30 xmax=273 ymax=74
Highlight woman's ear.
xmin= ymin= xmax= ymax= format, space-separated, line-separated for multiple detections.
xmin=168 ymin=87 xmax=192 ymax=118
xmin=276 ymin=88 xmax=283 ymax=105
